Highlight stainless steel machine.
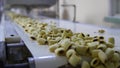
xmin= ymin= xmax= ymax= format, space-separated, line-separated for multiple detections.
xmin=0 ymin=0 xmax=57 ymax=68
xmin=5 ymin=0 xmax=58 ymax=18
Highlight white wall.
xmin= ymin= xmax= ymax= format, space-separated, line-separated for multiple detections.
xmin=59 ymin=0 xmax=116 ymax=27
xmin=76 ymin=0 xmax=110 ymax=25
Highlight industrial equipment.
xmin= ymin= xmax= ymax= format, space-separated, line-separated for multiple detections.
xmin=0 ymin=0 xmax=58 ymax=68
xmin=0 ymin=0 xmax=120 ymax=68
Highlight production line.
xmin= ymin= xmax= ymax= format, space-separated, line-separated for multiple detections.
xmin=0 ymin=0 xmax=120 ymax=68
xmin=0 ymin=12 xmax=120 ymax=68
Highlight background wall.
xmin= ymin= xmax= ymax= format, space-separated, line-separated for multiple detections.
xmin=59 ymin=0 xmax=120 ymax=28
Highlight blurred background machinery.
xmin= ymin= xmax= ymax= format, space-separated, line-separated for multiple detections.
xmin=0 ymin=0 xmax=57 ymax=68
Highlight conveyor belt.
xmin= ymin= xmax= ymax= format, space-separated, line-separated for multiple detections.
xmin=41 ymin=18 xmax=120 ymax=48
xmin=5 ymin=16 xmax=120 ymax=68
xmin=12 ymin=22 xmax=67 ymax=68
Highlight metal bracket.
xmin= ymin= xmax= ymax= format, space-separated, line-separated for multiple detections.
xmin=61 ymin=4 xmax=76 ymax=22
xmin=28 ymin=57 xmax=35 ymax=68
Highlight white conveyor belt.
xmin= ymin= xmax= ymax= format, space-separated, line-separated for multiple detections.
xmin=8 ymin=17 xmax=120 ymax=68
xmin=12 ymin=22 xmax=67 ymax=68
xmin=41 ymin=19 xmax=120 ymax=51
